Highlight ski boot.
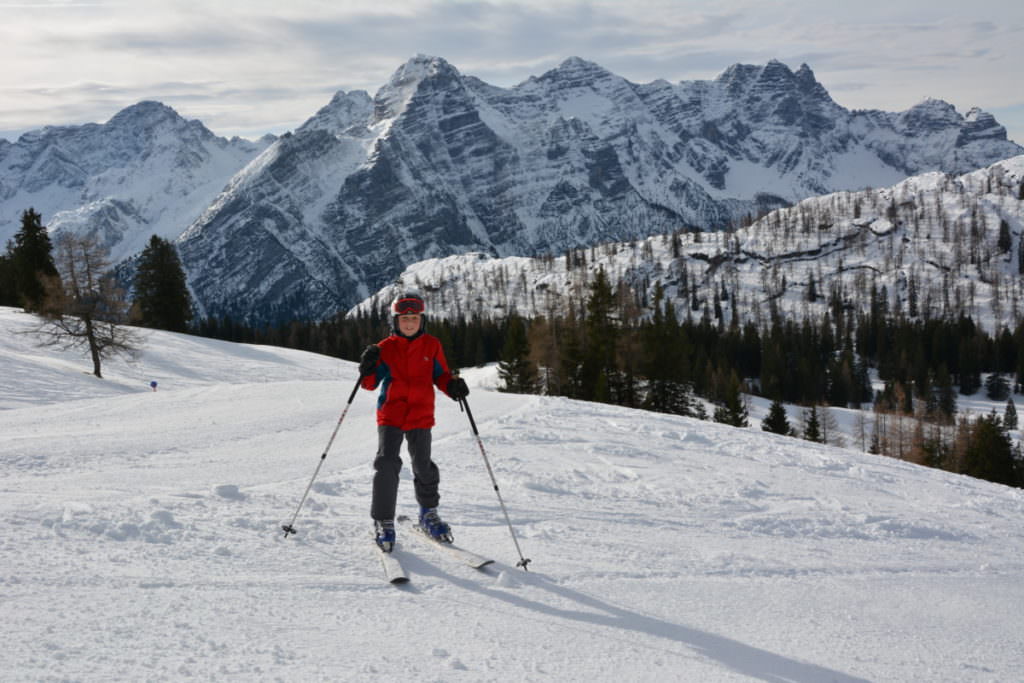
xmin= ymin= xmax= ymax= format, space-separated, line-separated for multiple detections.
xmin=374 ymin=519 xmax=396 ymax=553
xmin=418 ymin=506 xmax=453 ymax=543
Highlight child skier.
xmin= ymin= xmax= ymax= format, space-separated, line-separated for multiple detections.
xmin=358 ymin=291 xmax=469 ymax=552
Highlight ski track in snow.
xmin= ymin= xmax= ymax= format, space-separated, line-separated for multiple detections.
xmin=2 ymin=307 xmax=1023 ymax=681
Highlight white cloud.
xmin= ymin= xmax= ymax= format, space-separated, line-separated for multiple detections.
xmin=0 ymin=0 xmax=1021 ymax=143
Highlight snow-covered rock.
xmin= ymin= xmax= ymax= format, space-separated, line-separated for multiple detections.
xmin=3 ymin=56 xmax=1019 ymax=325
xmin=178 ymin=56 xmax=1021 ymax=324
xmin=354 ymin=155 xmax=1024 ymax=334
xmin=0 ymin=101 xmax=271 ymax=263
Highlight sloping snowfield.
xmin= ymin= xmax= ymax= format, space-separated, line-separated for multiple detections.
xmin=2 ymin=307 xmax=1023 ymax=681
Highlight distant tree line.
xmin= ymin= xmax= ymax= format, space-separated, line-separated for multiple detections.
xmin=187 ymin=265 xmax=1023 ymax=489
xmin=4 ymin=208 xmax=1019 ymax=487
xmin=192 ymin=307 xmax=506 ymax=372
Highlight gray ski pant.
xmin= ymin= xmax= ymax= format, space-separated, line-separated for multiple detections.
xmin=371 ymin=425 xmax=440 ymax=521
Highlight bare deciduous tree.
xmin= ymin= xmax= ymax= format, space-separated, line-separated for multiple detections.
xmin=34 ymin=233 xmax=141 ymax=378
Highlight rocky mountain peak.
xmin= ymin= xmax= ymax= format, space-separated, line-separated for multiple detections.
xmin=4 ymin=57 xmax=1021 ymax=326
xmin=108 ymin=100 xmax=181 ymax=126
xmin=104 ymin=100 xmax=218 ymax=145
xmin=708 ymin=60 xmax=840 ymax=133
xmin=531 ymin=57 xmax=623 ymax=99
xmin=374 ymin=54 xmax=463 ymax=120
xmin=715 ymin=60 xmax=829 ymax=104
xmin=546 ymin=56 xmax=613 ymax=80
xmin=793 ymin=63 xmax=833 ymax=102
xmin=0 ymin=99 xmax=268 ymax=264
xmin=296 ymin=90 xmax=374 ymax=136
xmin=958 ymin=106 xmax=1008 ymax=145
xmin=749 ymin=59 xmax=801 ymax=98
xmin=715 ymin=62 xmax=761 ymax=89
xmin=897 ymin=98 xmax=962 ymax=133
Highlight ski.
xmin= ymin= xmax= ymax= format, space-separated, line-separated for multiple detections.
xmin=374 ymin=543 xmax=409 ymax=584
xmin=397 ymin=516 xmax=494 ymax=570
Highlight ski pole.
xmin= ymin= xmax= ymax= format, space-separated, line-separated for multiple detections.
xmin=458 ymin=394 xmax=532 ymax=571
xmin=281 ymin=375 xmax=363 ymax=538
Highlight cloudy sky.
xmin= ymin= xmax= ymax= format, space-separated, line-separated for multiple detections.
xmin=2 ymin=0 xmax=1023 ymax=145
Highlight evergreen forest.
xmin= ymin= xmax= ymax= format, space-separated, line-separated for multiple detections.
xmin=191 ymin=266 xmax=1024 ymax=490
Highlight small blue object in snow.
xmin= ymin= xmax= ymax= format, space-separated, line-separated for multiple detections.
xmin=150 ymin=381 xmax=158 ymax=391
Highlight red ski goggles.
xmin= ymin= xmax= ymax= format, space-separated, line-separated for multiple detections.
xmin=393 ymin=297 xmax=425 ymax=315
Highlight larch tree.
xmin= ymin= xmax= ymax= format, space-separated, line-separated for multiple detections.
xmin=34 ymin=233 xmax=141 ymax=378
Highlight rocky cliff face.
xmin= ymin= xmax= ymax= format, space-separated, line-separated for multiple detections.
xmin=354 ymin=155 xmax=1024 ymax=336
xmin=0 ymin=101 xmax=270 ymax=263
xmin=178 ymin=56 xmax=1020 ymax=324
xmin=4 ymin=56 xmax=1019 ymax=325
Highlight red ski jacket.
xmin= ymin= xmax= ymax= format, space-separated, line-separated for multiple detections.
xmin=361 ymin=331 xmax=456 ymax=430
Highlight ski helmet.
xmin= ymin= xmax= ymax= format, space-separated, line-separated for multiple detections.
xmin=391 ymin=291 xmax=426 ymax=335
xmin=391 ymin=291 xmax=425 ymax=316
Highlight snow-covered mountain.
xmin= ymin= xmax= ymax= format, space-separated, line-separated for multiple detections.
xmin=2 ymin=56 xmax=1019 ymax=325
xmin=0 ymin=102 xmax=271 ymax=263
xmin=177 ymin=55 xmax=1021 ymax=324
xmin=355 ymin=155 xmax=1024 ymax=334
xmin=2 ymin=306 xmax=1023 ymax=680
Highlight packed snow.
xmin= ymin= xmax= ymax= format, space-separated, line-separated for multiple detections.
xmin=2 ymin=306 xmax=1023 ymax=681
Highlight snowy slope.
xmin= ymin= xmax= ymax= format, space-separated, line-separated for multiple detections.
xmin=2 ymin=306 xmax=1023 ymax=681
xmin=355 ymin=155 xmax=1024 ymax=334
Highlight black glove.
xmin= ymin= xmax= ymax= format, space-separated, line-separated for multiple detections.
xmin=358 ymin=344 xmax=380 ymax=376
xmin=448 ymin=376 xmax=469 ymax=401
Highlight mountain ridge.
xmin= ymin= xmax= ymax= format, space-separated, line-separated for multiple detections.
xmin=2 ymin=55 xmax=1020 ymax=324
xmin=179 ymin=55 xmax=1020 ymax=323
xmin=0 ymin=101 xmax=272 ymax=263
xmin=353 ymin=154 xmax=1024 ymax=335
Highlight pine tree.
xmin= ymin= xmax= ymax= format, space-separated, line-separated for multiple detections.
xmin=558 ymin=320 xmax=586 ymax=400
xmin=995 ymin=327 xmax=1016 ymax=375
xmin=805 ymin=273 xmax=818 ymax=303
xmin=959 ymin=342 xmax=982 ymax=395
xmin=712 ymin=375 xmax=748 ymax=427
xmin=131 ymin=235 xmax=193 ymax=332
xmin=802 ymin=405 xmax=823 ymax=443
xmin=935 ymin=365 xmax=957 ymax=423
xmin=985 ymin=373 xmax=1010 ymax=402
xmin=961 ymin=413 xmax=1019 ymax=487
xmin=0 ymin=251 xmax=16 ymax=306
xmin=8 ymin=208 xmax=59 ymax=311
xmin=1005 ymin=398 xmax=1018 ymax=431
xmin=761 ymin=399 xmax=791 ymax=435
xmin=641 ymin=284 xmax=695 ymax=416
xmin=580 ymin=267 xmax=617 ymax=402
xmin=497 ymin=314 xmax=539 ymax=394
